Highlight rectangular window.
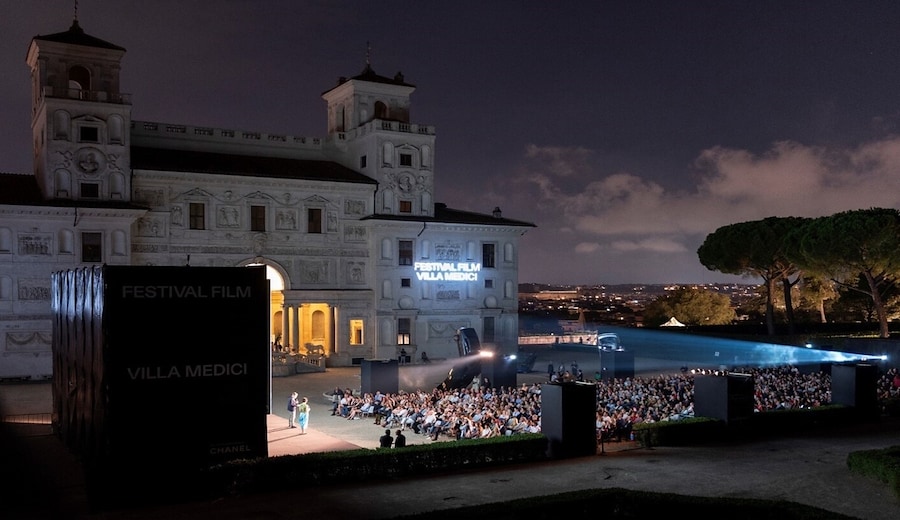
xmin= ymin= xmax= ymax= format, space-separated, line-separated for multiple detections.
xmin=399 ymin=200 xmax=412 ymax=213
xmin=251 ymin=205 xmax=266 ymax=232
xmin=80 ymin=183 xmax=99 ymax=198
xmin=397 ymin=318 xmax=411 ymax=345
xmin=401 ymin=278 xmax=411 ymax=288
xmin=483 ymin=317 xmax=495 ymax=344
xmin=308 ymin=208 xmax=322 ymax=233
xmin=79 ymin=126 xmax=99 ymax=143
xmin=189 ymin=202 xmax=205 ymax=230
xmin=360 ymin=155 xmax=367 ymax=168
xmin=398 ymin=240 xmax=413 ymax=266
xmin=350 ymin=319 xmax=364 ymax=345
xmin=484 ymin=279 xmax=493 ymax=289
xmin=399 ymin=153 xmax=412 ymax=167
xmin=81 ymin=232 xmax=102 ymax=263
xmin=482 ymin=243 xmax=496 ymax=268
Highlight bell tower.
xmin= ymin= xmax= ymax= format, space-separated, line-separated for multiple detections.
xmin=26 ymin=18 xmax=132 ymax=202
xmin=322 ymin=56 xmax=436 ymax=218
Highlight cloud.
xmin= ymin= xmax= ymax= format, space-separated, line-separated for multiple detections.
xmin=516 ymin=137 xmax=900 ymax=240
xmin=608 ymin=237 xmax=689 ymax=253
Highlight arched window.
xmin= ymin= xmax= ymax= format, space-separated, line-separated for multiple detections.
xmin=68 ymin=65 xmax=91 ymax=96
xmin=374 ymin=101 xmax=388 ymax=119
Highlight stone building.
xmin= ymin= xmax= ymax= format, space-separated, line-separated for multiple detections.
xmin=0 ymin=17 xmax=534 ymax=379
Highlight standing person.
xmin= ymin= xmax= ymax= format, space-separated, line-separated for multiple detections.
xmin=394 ymin=429 xmax=407 ymax=448
xmin=296 ymin=396 xmax=310 ymax=434
xmin=379 ymin=428 xmax=393 ymax=448
xmin=287 ymin=392 xmax=299 ymax=428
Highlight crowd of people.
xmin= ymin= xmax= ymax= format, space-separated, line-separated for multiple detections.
xmin=322 ymin=364 xmax=900 ymax=444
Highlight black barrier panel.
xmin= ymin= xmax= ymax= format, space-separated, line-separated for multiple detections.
xmin=481 ymin=354 xmax=518 ymax=389
xmin=541 ymin=382 xmax=597 ymax=459
xmin=832 ymin=363 xmax=878 ymax=416
xmin=52 ymin=265 xmax=270 ymax=504
xmin=694 ymin=373 xmax=754 ymax=422
xmin=599 ymin=350 xmax=634 ymax=380
xmin=361 ymin=359 xmax=399 ymax=395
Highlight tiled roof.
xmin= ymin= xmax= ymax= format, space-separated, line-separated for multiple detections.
xmin=0 ymin=173 xmax=145 ymax=209
xmin=363 ymin=203 xmax=536 ymax=228
xmin=131 ymin=146 xmax=378 ymax=185
xmin=33 ymin=20 xmax=125 ymax=51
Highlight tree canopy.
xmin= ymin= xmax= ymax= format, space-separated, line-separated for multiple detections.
xmin=697 ymin=217 xmax=806 ymax=335
xmin=643 ymin=286 xmax=735 ymax=327
xmin=792 ymin=208 xmax=900 ymax=338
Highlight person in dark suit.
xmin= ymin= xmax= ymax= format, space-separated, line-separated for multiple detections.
xmin=379 ymin=428 xmax=393 ymax=448
xmin=394 ymin=429 xmax=407 ymax=448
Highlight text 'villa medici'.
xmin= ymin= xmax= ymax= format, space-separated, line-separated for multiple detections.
xmin=120 ymin=285 xmax=252 ymax=299
xmin=413 ymin=262 xmax=482 ymax=281
xmin=127 ymin=363 xmax=249 ymax=380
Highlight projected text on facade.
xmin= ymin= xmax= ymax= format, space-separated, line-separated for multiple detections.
xmin=414 ymin=261 xmax=481 ymax=281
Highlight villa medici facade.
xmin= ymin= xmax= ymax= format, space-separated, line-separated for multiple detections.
xmin=0 ymin=19 xmax=534 ymax=380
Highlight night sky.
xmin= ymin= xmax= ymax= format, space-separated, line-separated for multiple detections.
xmin=4 ymin=1 xmax=900 ymax=285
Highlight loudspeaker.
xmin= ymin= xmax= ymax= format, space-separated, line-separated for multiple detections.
xmin=541 ymin=382 xmax=597 ymax=458
xmin=360 ymin=359 xmax=399 ymax=395
xmin=832 ymin=363 xmax=878 ymax=416
xmin=599 ymin=350 xmax=634 ymax=380
xmin=694 ymin=373 xmax=754 ymax=422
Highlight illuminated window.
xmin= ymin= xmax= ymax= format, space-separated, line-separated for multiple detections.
xmin=189 ymin=203 xmax=205 ymax=230
xmin=308 ymin=208 xmax=322 ymax=233
xmin=251 ymin=205 xmax=266 ymax=231
xmin=399 ymin=240 xmax=413 ymax=266
xmin=81 ymin=232 xmax=102 ymax=263
xmin=482 ymin=243 xmax=496 ymax=268
xmin=399 ymin=200 xmax=412 ymax=213
xmin=350 ymin=319 xmax=364 ymax=345
xmin=397 ymin=318 xmax=411 ymax=345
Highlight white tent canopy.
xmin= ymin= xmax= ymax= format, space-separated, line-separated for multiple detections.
xmin=660 ymin=317 xmax=686 ymax=327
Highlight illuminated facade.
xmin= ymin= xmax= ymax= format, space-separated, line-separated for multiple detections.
xmin=0 ymin=19 xmax=534 ymax=379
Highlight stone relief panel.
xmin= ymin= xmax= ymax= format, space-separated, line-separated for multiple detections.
xmin=343 ymin=224 xmax=367 ymax=242
xmin=427 ymin=320 xmax=468 ymax=340
xmin=344 ymin=199 xmax=366 ymax=216
xmin=217 ymin=205 xmax=240 ymax=228
xmin=18 ymin=234 xmax=52 ymax=256
xmin=327 ymin=211 xmax=338 ymax=232
xmin=435 ymin=284 xmax=461 ymax=300
xmin=75 ymin=147 xmax=105 ymax=175
xmin=300 ymin=260 xmax=330 ymax=284
xmin=134 ymin=188 xmax=166 ymax=208
xmin=18 ymin=278 xmax=51 ymax=301
xmin=170 ymin=205 xmax=184 ymax=227
xmin=434 ymin=242 xmax=462 ymax=261
xmin=347 ymin=261 xmax=365 ymax=284
xmin=276 ymin=209 xmax=297 ymax=230
xmin=136 ymin=217 xmax=164 ymax=237
xmin=5 ymin=331 xmax=51 ymax=352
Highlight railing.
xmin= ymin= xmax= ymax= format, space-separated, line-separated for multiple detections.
xmin=132 ymin=121 xmax=322 ymax=148
xmin=1 ymin=413 xmax=51 ymax=425
xmin=41 ymin=86 xmax=131 ymax=104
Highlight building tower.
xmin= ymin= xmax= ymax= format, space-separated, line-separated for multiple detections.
xmin=321 ymin=62 xmax=436 ymax=218
xmin=26 ymin=18 xmax=132 ymax=203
